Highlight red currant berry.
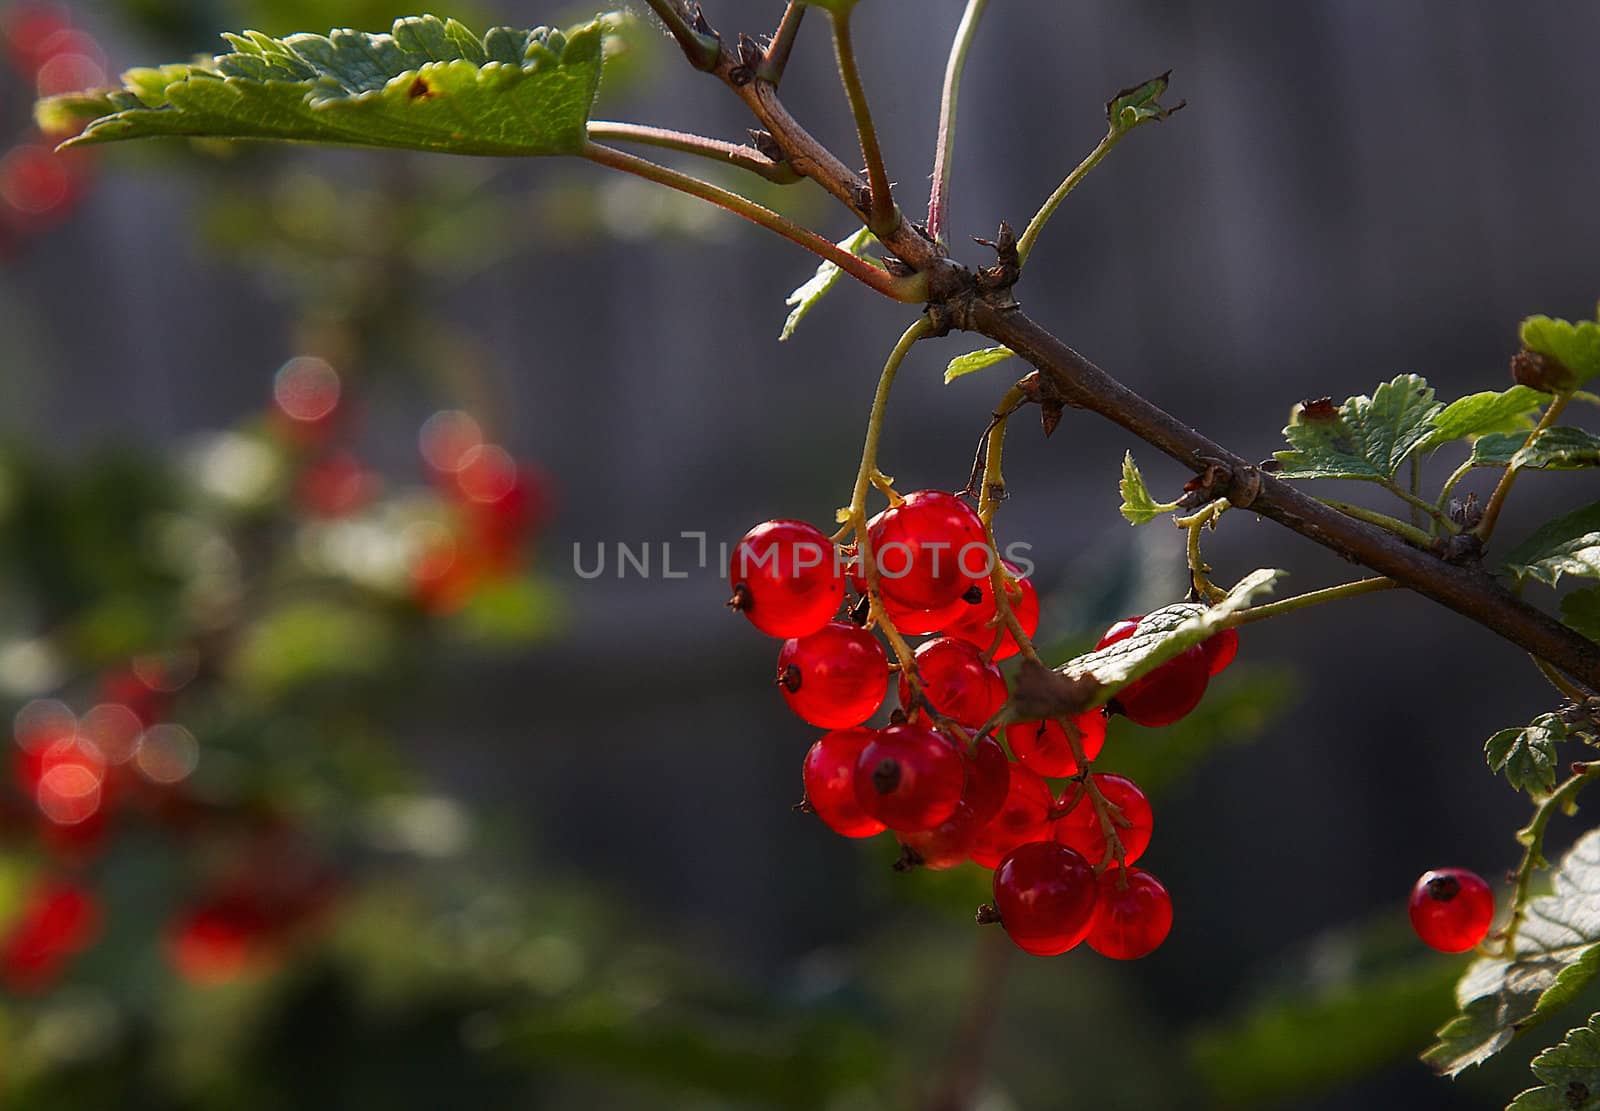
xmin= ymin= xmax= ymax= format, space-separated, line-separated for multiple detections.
xmin=942 ymin=561 xmax=1039 ymax=661
xmin=1087 ymin=867 xmax=1173 ymax=960
xmin=861 ymin=491 xmax=988 ymax=611
xmin=853 ymin=722 xmax=967 ymax=832
xmin=1 ymin=880 xmax=101 ymax=993
xmin=1201 ymin=628 xmax=1239 ymax=676
xmin=802 ymin=730 xmax=885 ymax=839
xmin=1096 ymin=617 xmax=1210 ymax=727
xmin=1409 ymin=868 xmax=1494 ymax=953
xmin=991 ymin=841 xmax=1098 ymax=956
xmin=1004 ymin=711 xmax=1107 ymax=778
xmin=729 ymin=520 xmax=845 ymax=638
xmin=880 ymin=588 xmax=981 ymax=636
xmin=1054 ymin=774 xmax=1153 ymax=867
xmin=970 ymin=763 xmax=1055 ymax=869
xmin=777 ymin=623 xmax=888 ymax=729
xmin=899 ymin=735 xmax=1011 ymax=869
xmin=897 ymin=637 xmax=1008 ymax=729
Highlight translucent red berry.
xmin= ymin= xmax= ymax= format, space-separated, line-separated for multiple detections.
xmin=991 ymin=841 xmax=1098 ymax=956
xmin=1087 ymin=867 xmax=1173 ymax=960
xmin=942 ymin=560 xmax=1039 ymax=661
xmin=777 ymin=622 xmax=888 ymax=729
xmin=1201 ymin=628 xmax=1239 ymax=676
xmin=970 ymin=763 xmax=1055 ymax=869
xmin=729 ymin=519 xmax=845 ymax=638
xmin=897 ymin=636 xmax=1008 ymax=729
xmin=880 ymin=588 xmax=980 ymax=636
xmin=802 ymin=729 xmax=885 ymax=839
xmin=1004 ymin=711 xmax=1107 ymax=778
xmin=899 ymin=735 xmax=1011 ymax=869
xmin=861 ymin=491 xmax=989 ymax=611
xmin=853 ymin=722 xmax=967 ymax=832
xmin=1054 ymin=774 xmax=1153 ymax=867
xmin=1096 ymin=616 xmax=1210 ymax=727
xmin=1409 ymin=868 xmax=1494 ymax=953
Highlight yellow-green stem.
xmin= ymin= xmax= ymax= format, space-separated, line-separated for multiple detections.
xmin=1503 ymin=762 xmax=1600 ymax=949
xmin=974 ymin=387 xmax=1041 ymax=666
xmin=1476 ymin=394 xmax=1572 ymax=542
xmin=1315 ymin=498 xmax=1435 ymax=548
xmin=1016 ymin=128 xmax=1121 ymax=266
xmin=846 ymin=319 xmax=934 ymax=689
xmin=1228 ymin=577 xmax=1396 ymax=626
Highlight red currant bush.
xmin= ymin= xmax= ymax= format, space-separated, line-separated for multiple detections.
xmin=941 ymin=560 xmax=1039 ymax=661
xmin=1055 ymin=773 xmax=1153 ymax=867
xmin=852 ymin=722 xmax=967 ymax=833
xmin=1004 ymin=711 xmax=1107 ymax=778
xmin=897 ymin=636 xmax=1007 ymax=729
xmin=1409 ymin=868 xmax=1495 ymax=954
xmin=777 ymin=622 xmax=888 ymax=729
xmin=859 ymin=490 xmax=988 ymax=611
xmin=801 ymin=729 xmax=885 ymax=839
xmin=729 ymin=519 xmax=845 ymax=638
xmin=1086 ymin=867 xmax=1173 ymax=960
xmin=990 ymin=841 xmax=1098 ymax=956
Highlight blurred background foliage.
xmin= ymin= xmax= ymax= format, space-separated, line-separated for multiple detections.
xmin=1 ymin=0 xmax=1598 ymax=1108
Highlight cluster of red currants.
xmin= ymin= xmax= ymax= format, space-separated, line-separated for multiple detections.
xmin=729 ymin=491 xmax=1240 ymax=959
xmin=268 ymin=356 xmax=550 ymax=614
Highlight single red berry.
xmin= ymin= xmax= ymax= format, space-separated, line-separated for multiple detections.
xmin=942 ymin=561 xmax=1040 ymax=661
xmin=777 ymin=623 xmax=888 ymax=729
xmin=1004 ymin=711 xmax=1107 ymax=778
xmin=970 ymin=763 xmax=1055 ymax=869
xmin=729 ymin=520 xmax=845 ymax=638
xmin=296 ymin=451 xmax=377 ymax=518
xmin=0 ymin=880 xmax=101 ymax=993
xmin=1409 ymin=868 xmax=1495 ymax=953
xmin=860 ymin=491 xmax=989 ymax=611
xmin=899 ymin=735 xmax=1011 ymax=869
xmin=168 ymin=897 xmax=271 ymax=986
xmin=802 ymin=730 xmax=885 ymax=838
xmin=1096 ymin=617 xmax=1210 ymax=727
xmin=880 ymin=588 xmax=980 ymax=636
xmin=897 ymin=637 xmax=1008 ymax=729
xmin=853 ymin=722 xmax=967 ymax=832
xmin=991 ymin=841 xmax=1098 ymax=956
xmin=1054 ymin=774 xmax=1153 ymax=867
xmin=1201 ymin=628 xmax=1239 ymax=676
xmin=1087 ymin=867 xmax=1173 ymax=960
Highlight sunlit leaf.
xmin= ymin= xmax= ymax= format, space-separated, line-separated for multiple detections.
xmin=778 ymin=227 xmax=878 ymax=341
xmin=1117 ymin=451 xmax=1180 ymax=525
xmin=1503 ymin=503 xmax=1600 ymax=588
xmin=1274 ymin=375 xmax=1440 ymax=481
xmin=943 ymin=346 xmax=1015 ymax=384
xmin=1507 ymin=1011 xmax=1600 ymax=1110
xmin=1485 ymin=714 xmax=1566 ymax=796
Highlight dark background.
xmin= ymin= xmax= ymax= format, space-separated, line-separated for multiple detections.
xmin=6 ymin=1 xmax=1599 ymax=1106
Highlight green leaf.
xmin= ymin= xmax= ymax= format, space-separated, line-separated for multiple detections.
xmin=1057 ymin=569 xmax=1283 ymax=705
xmin=1486 ymin=714 xmax=1567 ymax=796
xmin=1503 ymin=503 xmax=1600 ymax=588
xmin=1523 ymin=316 xmax=1600 ymax=390
xmin=1508 ymin=1012 xmax=1600 ymax=1110
xmin=1424 ymin=828 xmax=1600 ymax=1077
xmin=1106 ymin=71 xmax=1183 ymax=131
xmin=1274 ymin=374 xmax=1441 ymax=481
xmin=1563 ymin=587 xmax=1600 ymax=643
xmin=778 ymin=227 xmax=878 ymax=341
xmin=1420 ymin=386 xmax=1546 ymax=451
xmin=1117 ymin=451 xmax=1180 ymax=525
xmin=1514 ymin=428 xmax=1600 ymax=472
xmin=1473 ymin=432 xmax=1530 ymax=468
xmin=943 ymin=346 xmax=1015 ymax=384
xmin=41 ymin=16 xmax=607 ymax=156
